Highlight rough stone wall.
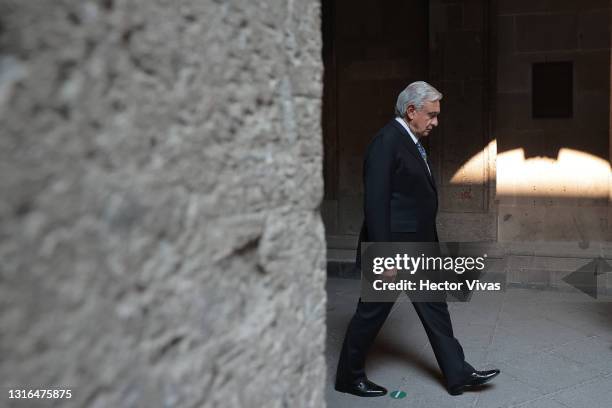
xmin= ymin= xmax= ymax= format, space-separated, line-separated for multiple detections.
xmin=0 ymin=1 xmax=326 ymax=407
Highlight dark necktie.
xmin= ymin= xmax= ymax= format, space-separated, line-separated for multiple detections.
xmin=415 ymin=140 xmax=431 ymax=174
xmin=415 ymin=140 xmax=427 ymax=162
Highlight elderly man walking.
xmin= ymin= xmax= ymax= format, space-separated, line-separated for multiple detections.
xmin=334 ymin=81 xmax=500 ymax=397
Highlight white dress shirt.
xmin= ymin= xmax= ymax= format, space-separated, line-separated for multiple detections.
xmin=394 ymin=117 xmax=431 ymax=174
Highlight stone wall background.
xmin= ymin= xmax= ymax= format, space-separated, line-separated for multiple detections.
xmin=495 ymin=0 xmax=611 ymax=242
xmin=320 ymin=0 xmax=429 ymax=236
xmin=0 ymin=1 xmax=326 ymax=407
xmin=429 ymin=0 xmax=498 ymax=242
xmin=324 ymin=0 xmax=611 ymax=248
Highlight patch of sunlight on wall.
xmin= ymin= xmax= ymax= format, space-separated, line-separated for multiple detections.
xmin=496 ymin=148 xmax=610 ymax=198
xmin=450 ymin=139 xmax=611 ymax=199
xmin=450 ymin=139 xmax=497 ymax=184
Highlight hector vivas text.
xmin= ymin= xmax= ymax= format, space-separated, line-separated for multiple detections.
xmin=371 ymin=253 xmax=502 ymax=292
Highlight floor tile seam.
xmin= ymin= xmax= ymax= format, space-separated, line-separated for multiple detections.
xmin=483 ymin=287 xmax=508 ymax=363
xmin=485 ymin=332 xmax=593 ymax=357
xmin=542 ymin=334 xmax=604 ymax=353
xmin=498 ymin=346 xmax=597 ymax=371
xmin=391 ymin=376 xmax=477 ymax=408
xmin=507 ymin=395 xmax=573 ymax=408
xmin=394 ymin=369 xmax=450 ymax=402
xmin=460 ymin=322 xmax=500 ymax=329
xmin=470 ymin=389 xmax=481 ymax=408
xmin=485 ymin=344 xmax=552 ymax=365
xmin=537 ymin=313 xmax=604 ymax=336
xmin=493 ymin=314 xmax=588 ymax=332
xmin=487 ymin=365 xmax=546 ymax=395
xmin=514 ymin=369 xmax=609 ymax=402
xmin=486 ymin=336 xmax=609 ymax=367
xmin=539 ymin=334 xmax=600 ymax=353
xmin=544 ymin=373 xmax=612 ymax=405
xmin=542 ymin=348 xmax=612 ymax=376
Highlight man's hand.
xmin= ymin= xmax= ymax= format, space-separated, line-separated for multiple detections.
xmin=382 ymin=267 xmax=397 ymax=282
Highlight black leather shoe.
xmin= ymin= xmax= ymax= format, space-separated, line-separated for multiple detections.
xmin=448 ymin=369 xmax=500 ymax=396
xmin=335 ymin=379 xmax=388 ymax=397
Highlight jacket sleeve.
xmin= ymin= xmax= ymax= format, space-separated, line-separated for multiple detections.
xmin=363 ymin=133 xmax=395 ymax=242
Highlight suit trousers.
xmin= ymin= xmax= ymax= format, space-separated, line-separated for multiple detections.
xmin=335 ymin=292 xmax=475 ymax=388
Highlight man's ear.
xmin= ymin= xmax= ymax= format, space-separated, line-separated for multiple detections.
xmin=406 ymin=104 xmax=416 ymax=120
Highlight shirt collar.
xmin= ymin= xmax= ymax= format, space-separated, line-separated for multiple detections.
xmin=394 ymin=117 xmax=419 ymax=145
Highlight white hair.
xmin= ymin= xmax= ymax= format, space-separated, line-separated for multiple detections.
xmin=394 ymin=81 xmax=443 ymax=117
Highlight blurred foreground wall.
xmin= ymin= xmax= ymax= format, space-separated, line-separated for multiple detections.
xmin=0 ymin=1 xmax=326 ymax=407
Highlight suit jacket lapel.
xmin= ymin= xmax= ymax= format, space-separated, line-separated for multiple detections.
xmin=390 ymin=120 xmax=437 ymax=192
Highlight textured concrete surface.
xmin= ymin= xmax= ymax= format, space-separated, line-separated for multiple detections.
xmin=0 ymin=1 xmax=325 ymax=407
xmin=326 ymin=277 xmax=612 ymax=408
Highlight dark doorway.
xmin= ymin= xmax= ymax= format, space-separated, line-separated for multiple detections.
xmin=322 ymin=0 xmax=430 ymax=239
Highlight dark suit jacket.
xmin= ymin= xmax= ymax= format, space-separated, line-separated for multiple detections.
xmin=356 ymin=118 xmax=439 ymax=266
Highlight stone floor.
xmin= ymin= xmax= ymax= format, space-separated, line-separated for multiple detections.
xmin=326 ymin=277 xmax=612 ymax=408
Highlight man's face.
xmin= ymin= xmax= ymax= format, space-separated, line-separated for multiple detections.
xmin=406 ymin=100 xmax=440 ymax=138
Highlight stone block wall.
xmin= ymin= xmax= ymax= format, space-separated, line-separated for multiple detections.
xmin=429 ymin=0 xmax=498 ymax=241
xmin=0 ymin=1 xmax=326 ymax=407
xmin=321 ymin=0 xmax=429 ymax=237
xmin=495 ymin=0 xmax=611 ymax=242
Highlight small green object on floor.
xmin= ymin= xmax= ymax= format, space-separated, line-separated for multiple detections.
xmin=389 ymin=390 xmax=407 ymax=399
